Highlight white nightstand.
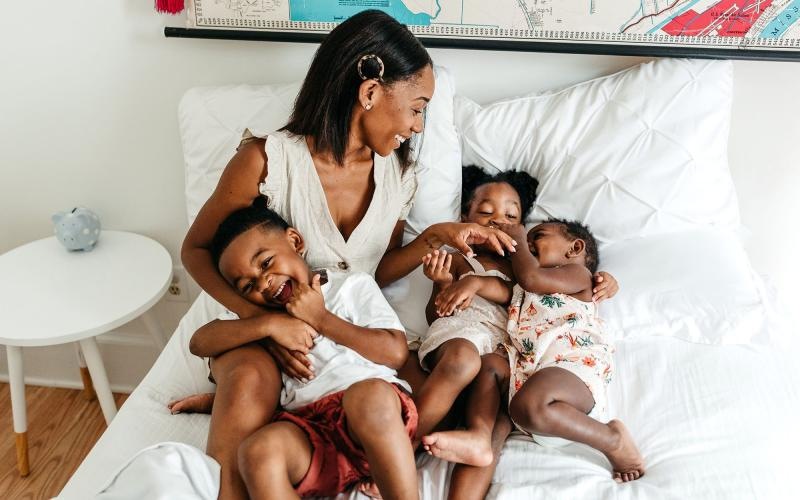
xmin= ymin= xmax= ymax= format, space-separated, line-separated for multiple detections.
xmin=0 ymin=230 xmax=172 ymax=476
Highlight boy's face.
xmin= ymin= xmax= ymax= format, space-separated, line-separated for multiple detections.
xmin=218 ymin=226 xmax=310 ymax=309
xmin=527 ymin=223 xmax=579 ymax=268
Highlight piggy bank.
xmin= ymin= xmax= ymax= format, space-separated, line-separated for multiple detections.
xmin=52 ymin=207 xmax=102 ymax=251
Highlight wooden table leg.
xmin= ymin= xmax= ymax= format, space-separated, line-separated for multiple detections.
xmin=74 ymin=343 xmax=96 ymax=401
xmin=7 ymin=345 xmax=29 ymax=477
xmin=78 ymin=337 xmax=117 ymax=425
xmin=141 ymin=309 xmax=166 ymax=351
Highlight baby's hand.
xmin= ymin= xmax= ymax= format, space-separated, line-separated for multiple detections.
xmin=593 ymin=271 xmax=619 ymax=302
xmin=435 ymin=275 xmax=479 ymax=317
xmin=422 ymin=249 xmax=453 ymax=285
xmin=286 ymin=274 xmax=328 ymax=331
xmin=493 ymin=222 xmax=528 ymax=244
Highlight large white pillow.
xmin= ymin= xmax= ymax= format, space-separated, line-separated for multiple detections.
xmin=455 ymin=58 xmax=740 ymax=246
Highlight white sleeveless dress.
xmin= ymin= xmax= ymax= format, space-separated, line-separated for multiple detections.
xmin=257 ymin=130 xmax=417 ymax=275
xmin=417 ymin=254 xmax=512 ymax=369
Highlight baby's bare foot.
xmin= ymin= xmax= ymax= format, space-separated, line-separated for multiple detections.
xmin=358 ymin=479 xmax=383 ymax=499
xmin=604 ymin=420 xmax=645 ymax=482
xmin=167 ymin=392 xmax=215 ymax=415
xmin=421 ymin=430 xmax=493 ymax=467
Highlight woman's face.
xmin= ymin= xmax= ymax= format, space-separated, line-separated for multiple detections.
xmin=360 ymin=65 xmax=435 ymax=157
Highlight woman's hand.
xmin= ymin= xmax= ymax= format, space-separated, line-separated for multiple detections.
xmin=267 ymin=314 xmax=317 ymax=354
xmin=422 ymin=250 xmax=453 ymax=285
xmin=434 ymin=275 xmax=480 ymax=317
xmin=426 ymin=222 xmax=517 ymax=257
xmin=262 ymin=339 xmax=315 ymax=381
xmin=286 ymin=274 xmax=328 ymax=331
xmin=593 ymin=271 xmax=619 ymax=302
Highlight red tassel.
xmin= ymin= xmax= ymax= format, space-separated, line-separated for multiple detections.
xmin=155 ymin=0 xmax=185 ymax=14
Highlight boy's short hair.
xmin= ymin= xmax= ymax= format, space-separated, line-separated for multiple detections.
xmin=210 ymin=196 xmax=289 ymax=266
xmin=461 ymin=165 xmax=539 ymax=220
xmin=545 ymin=218 xmax=599 ymax=274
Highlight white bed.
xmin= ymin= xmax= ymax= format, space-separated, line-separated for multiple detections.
xmin=59 ymin=58 xmax=799 ymax=499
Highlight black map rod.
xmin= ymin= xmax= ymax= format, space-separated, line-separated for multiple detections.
xmin=164 ymin=27 xmax=800 ymax=62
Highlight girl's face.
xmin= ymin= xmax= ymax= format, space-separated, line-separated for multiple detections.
xmin=464 ymin=182 xmax=523 ymax=227
xmin=218 ymin=226 xmax=310 ymax=309
xmin=359 ymin=65 xmax=435 ymax=157
xmin=527 ymin=223 xmax=582 ymax=268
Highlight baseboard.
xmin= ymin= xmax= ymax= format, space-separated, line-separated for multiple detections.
xmin=0 ymin=373 xmax=136 ymax=394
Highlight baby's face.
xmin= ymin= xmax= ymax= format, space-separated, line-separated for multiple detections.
xmin=464 ymin=182 xmax=522 ymax=227
xmin=218 ymin=226 xmax=310 ymax=309
xmin=526 ymin=223 xmax=576 ymax=268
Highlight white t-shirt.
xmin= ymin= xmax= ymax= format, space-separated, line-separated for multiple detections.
xmin=219 ymin=271 xmax=409 ymax=410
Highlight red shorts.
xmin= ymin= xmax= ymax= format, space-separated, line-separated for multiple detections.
xmin=273 ymin=382 xmax=417 ymax=498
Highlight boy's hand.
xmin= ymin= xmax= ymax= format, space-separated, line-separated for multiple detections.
xmin=435 ymin=275 xmax=480 ymax=317
xmin=593 ymin=271 xmax=619 ymax=302
xmin=286 ymin=274 xmax=328 ymax=331
xmin=494 ymin=222 xmax=528 ymax=245
xmin=422 ymin=249 xmax=453 ymax=285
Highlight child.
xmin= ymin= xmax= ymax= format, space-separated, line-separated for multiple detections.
xmin=422 ymin=219 xmax=645 ymax=485
xmin=412 ymin=166 xmax=539 ymax=440
xmin=196 ymin=197 xmax=419 ymax=499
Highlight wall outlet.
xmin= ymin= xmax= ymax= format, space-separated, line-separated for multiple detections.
xmin=166 ymin=266 xmax=190 ymax=302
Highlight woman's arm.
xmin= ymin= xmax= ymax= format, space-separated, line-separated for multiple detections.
xmin=375 ymin=221 xmax=518 ymax=288
xmin=181 ymin=139 xmax=268 ymax=319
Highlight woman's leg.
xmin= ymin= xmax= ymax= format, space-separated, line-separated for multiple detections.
xmin=509 ymin=366 xmax=645 ymax=482
xmin=422 ymin=353 xmax=509 ymax=466
xmin=413 ymin=339 xmax=482 ymax=439
xmin=342 ymin=379 xmax=419 ymax=500
xmin=208 ymin=343 xmax=283 ymax=500
xmin=237 ymin=421 xmax=312 ymax=500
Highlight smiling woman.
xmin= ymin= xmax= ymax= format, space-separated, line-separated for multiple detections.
xmin=173 ymin=9 xmax=517 ymax=500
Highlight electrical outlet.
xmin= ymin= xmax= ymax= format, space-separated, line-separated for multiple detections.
xmin=166 ymin=266 xmax=190 ymax=302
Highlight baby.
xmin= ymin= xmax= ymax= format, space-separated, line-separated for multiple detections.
xmin=195 ymin=197 xmax=419 ymax=499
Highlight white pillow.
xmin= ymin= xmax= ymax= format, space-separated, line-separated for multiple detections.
xmin=455 ymin=58 xmax=740 ymax=246
xmin=599 ymin=228 xmax=771 ymax=344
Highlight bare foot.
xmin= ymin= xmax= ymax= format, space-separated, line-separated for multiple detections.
xmin=604 ymin=420 xmax=645 ymax=482
xmin=421 ymin=430 xmax=493 ymax=467
xmin=167 ymin=392 xmax=215 ymax=414
xmin=358 ymin=479 xmax=382 ymax=499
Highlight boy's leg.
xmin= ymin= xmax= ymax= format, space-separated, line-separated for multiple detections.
xmin=207 ymin=343 xmax=282 ymax=500
xmin=423 ymin=353 xmax=508 ymax=466
xmin=342 ymin=379 xmax=419 ymax=500
xmin=414 ymin=339 xmax=482 ymax=439
xmin=447 ymin=413 xmax=513 ymax=500
xmin=238 ymin=421 xmax=312 ymax=500
xmin=509 ymin=366 xmax=645 ymax=482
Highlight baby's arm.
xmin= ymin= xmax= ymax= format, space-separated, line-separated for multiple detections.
xmin=508 ymin=237 xmax=591 ymax=296
xmin=287 ymin=275 xmax=409 ymax=369
xmin=435 ymin=274 xmax=513 ymax=316
xmin=189 ymin=312 xmax=316 ymax=358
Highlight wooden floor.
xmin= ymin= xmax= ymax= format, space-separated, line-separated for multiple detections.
xmin=0 ymin=383 xmax=128 ymax=500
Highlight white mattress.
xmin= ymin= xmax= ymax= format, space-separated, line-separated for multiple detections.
xmin=59 ymin=292 xmax=799 ymax=500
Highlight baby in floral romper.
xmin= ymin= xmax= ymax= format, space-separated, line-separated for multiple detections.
xmin=422 ymin=219 xmax=645 ymax=484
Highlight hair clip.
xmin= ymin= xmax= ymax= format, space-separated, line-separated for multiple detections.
xmin=357 ymin=54 xmax=385 ymax=82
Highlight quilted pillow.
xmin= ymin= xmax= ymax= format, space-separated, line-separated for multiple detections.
xmin=455 ymin=58 xmax=740 ymax=245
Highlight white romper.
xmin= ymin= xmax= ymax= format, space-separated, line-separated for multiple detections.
xmin=256 ymin=130 xmax=417 ymax=275
xmin=417 ymin=254 xmax=511 ymax=369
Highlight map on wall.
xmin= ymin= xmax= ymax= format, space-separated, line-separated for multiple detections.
xmin=187 ymin=0 xmax=800 ymax=53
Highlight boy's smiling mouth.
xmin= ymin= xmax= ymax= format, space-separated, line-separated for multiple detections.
xmin=267 ymin=279 xmax=294 ymax=305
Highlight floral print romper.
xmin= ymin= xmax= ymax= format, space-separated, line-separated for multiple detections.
xmin=505 ymin=284 xmax=614 ymax=429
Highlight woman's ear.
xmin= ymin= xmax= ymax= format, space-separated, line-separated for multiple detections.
xmin=567 ymin=239 xmax=585 ymax=258
xmin=358 ymin=79 xmax=383 ymax=110
xmin=285 ymin=227 xmax=306 ymax=255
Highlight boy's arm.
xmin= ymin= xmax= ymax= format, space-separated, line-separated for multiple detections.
xmin=188 ymin=311 xmax=316 ymax=358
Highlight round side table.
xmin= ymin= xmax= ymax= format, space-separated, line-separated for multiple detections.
xmin=0 ymin=230 xmax=172 ymax=476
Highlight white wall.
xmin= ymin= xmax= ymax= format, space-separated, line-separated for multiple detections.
xmin=1 ymin=2 xmax=798 ymax=391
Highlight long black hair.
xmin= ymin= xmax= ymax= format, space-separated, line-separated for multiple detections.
xmin=461 ymin=165 xmax=539 ymax=220
xmin=282 ymin=10 xmax=432 ymax=168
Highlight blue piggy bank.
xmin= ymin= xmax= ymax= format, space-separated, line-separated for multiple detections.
xmin=52 ymin=207 xmax=102 ymax=251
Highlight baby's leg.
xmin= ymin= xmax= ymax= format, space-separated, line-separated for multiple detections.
xmin=423 ymin=353 xmax=509 ymax=466
xmin=509 ymin=366 xmax=645 ymax=482
xmin=342 ymin=379 xmax=419 ymax=500
xmin=414 ymin=339 xmax=482 ymax=439
xmin=207 ymin=344 xmax=282 ymax=500
xmin=447 ymin=413 xmax=513 ymax=500
xmin=237 ymin=421 xmax=312 ymax=500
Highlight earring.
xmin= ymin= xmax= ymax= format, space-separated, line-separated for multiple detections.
xmin=364 ymin=103 xmax=372 ymax=110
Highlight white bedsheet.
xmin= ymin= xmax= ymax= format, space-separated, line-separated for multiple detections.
xmin=59 ymin=293 xmax=799 ymax=500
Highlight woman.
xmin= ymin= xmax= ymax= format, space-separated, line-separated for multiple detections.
xmin=170 ymin=10 xmax=521 ymax=500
